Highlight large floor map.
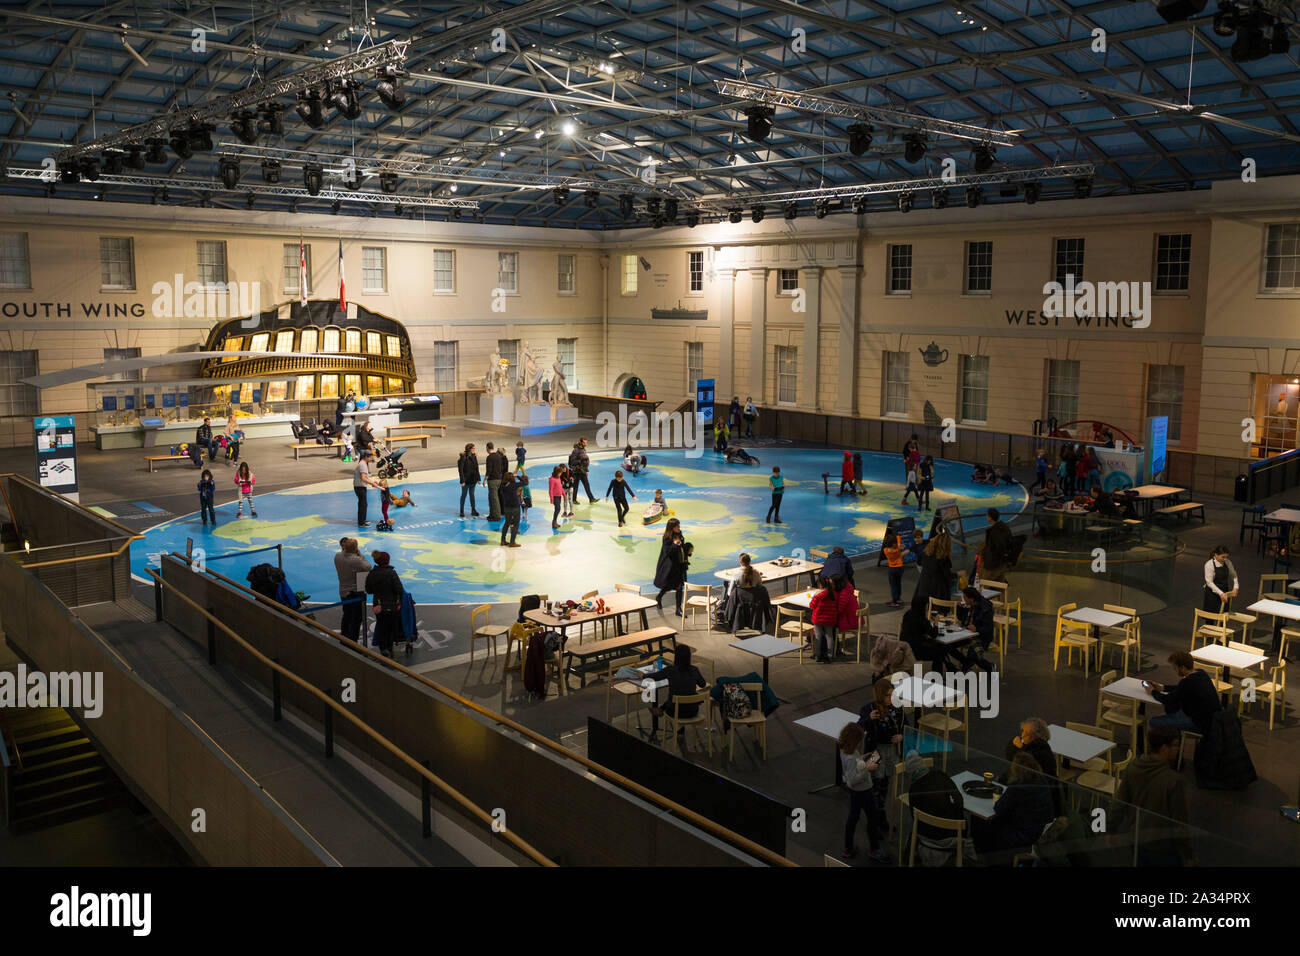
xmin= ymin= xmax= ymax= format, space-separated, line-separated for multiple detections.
xmin=133 ymin=448 xmax=1026 ymax=606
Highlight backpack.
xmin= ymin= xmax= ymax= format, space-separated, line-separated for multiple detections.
xmin=722 ymin=682 xmax=753 ymax=720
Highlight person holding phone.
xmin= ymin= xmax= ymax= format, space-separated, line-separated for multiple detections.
xmin=838 ymin=722 xmax=884 ymax=861
xmin=1145 ymin=651 xmax=1220 ymax=734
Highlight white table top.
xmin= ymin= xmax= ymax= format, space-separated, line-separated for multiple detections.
xmin=949 ymin=771 xmax=1000 ymax=820
xmin=1266 ymin=508 xmax=1300 ymax=524
xmin=1129 ymin=484 xmax=1185 ymax=499
xmin=1064 ymin=607 xmax=1131 ymax=628
xmin=979 ymin=588 xmax=1001 ymax=600
xmin=730 ymin=634 xmax=801 ymax=659
xmin=524 ymin=592 xmax=656 ymax=628
xmin=1247 ymin=598 xmax=1300 ymax=620
xmin=1046 ymin=723 xmax=1116 ymax=763
xmin=1192 ymin=644 xmax=1267 ymax=669
xmin=936 ymin=626 xmax=977 ymax=646
xmin=777 ymin=588 xmax=818 ymax=610
xmin=891 ymin=675 xmax=966 ymax=708
xmin=794 ymin=707 xmax=860 ymax=740
xmin=1287 ymin=579 xmax=1300 ymax=591
xmin=715 ymin=558 xmax=822 ymax=583
xmin=1101 ymin=676 xmax=1157 ymax=703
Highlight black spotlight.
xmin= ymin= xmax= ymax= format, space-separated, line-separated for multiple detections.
xmin=727 ymin=207 xmax=743 ymax=224
xmin=618 ymin=193 xmax=634 ymax=217
xmin=815 ymin=199 xmax=829 ymax=219
xmin=161 ymin=186 xmax=170 ymax=203
xmin=553 ymin=186 xmax=569 ymax=205
xmin=999 ymin=181 xmax=1019 ymax=198
xmin=257 ymin=103 xmax=284 ymax=136
xmin=744 ymin=105 xmax=774 ymax=142
xmin=231 ymin=110 xmax=258 ymax=144
xmin=852 ymin=196 xmax=868 ymax=214
xmin=652 ymin=214 xmax=665 ymax=229
xmin=328 ymin=79 xmax=362 ymax=120
xmin=965 ymin=185 xmax=983 ymax=208
xmin=303 ymin=163 xmax=323 ymax=196
xmin=261 ymin=159 xmax=281 ymax=183
xmin=751 ymin=204 xmax=765 ymax=223
xmin=1230 ymin=15 xmax=1272 ymax=61
xmin=685 ymin=209 xmax=699 ymax=227
xmin=584 ymin=189 xmax=599 ymax=208
xmin=331 ymin=199 xmax=341 ymax=215
xmin=931 ymin=189 xmax=948 ymax=209
xmin=187 ymin=124 xmax=215 ymax=152
xmin=295 ymin=89 xmax=325 ymax=128
xmin=1024 ymin=181 xmax=1041 ymax=204
xmin=218 ymin=158 xmax=240 ymax=189
xmin=289 ymin=199 xmax=298 ymax=214
xmin=645 ymin=196 xmax=660 ymax=216
xmin=784 ymin=201 xmax=798 ymax=220
xmin=1073 ymin=176 xmax=1093 ymax=199
xmin=897 ymin=192 xmax=914 ymax=213
xmin=379 ymin=171 xmax=398 ymax=194
xmin=169 ymin=130 xmax=193 ymax=159
xmin=903 ymin=133 xmax=927 ymax=164
xmin=1156 ymin=0 xmax=1207 ymax=23
xmin=124 ymin=145 xmax=145 ymax=170
xmin=58 ymin=162 xmax=79 ymax=184
xmin=144 ymin=139 xmax=167 ymax=164
xmin=376 ymin=66 xmax=407 ymax=111
xmin=78 ymin=157 xmax=100 ymax=182
xmin=972 ymin=143 xmax=995 ymax=172
xmin=1271 ymin=19 xmax=1291 ymax=53
xmin=245 ymin=192 xmax=256 ymax=209
xmin=102 ymin=150 xmax=125 ymax=175
xmin=1213 ymin=1 xmax=1238 ymax=36
xmin=392 ymin=203 xmax=402 ymax=216
xmin=664 ymin=197 xmax=677 ymax=220
xmin=847 ymin=122 xmax=873 ymax=156
xmin=453 ymin=208 xmax=462 ymax=220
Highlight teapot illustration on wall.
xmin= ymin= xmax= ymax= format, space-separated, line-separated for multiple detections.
xmin=918 ymin=341 xmax=949 ymax=366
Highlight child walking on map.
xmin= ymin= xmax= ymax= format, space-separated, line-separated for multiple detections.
xmin=234 ymin=461 xmax=257 ymax=518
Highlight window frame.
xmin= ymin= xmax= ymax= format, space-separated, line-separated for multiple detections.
xmin=963 ymin=240 xmax=993 ymax=295
xmin=1145 ymin=364 xmax=1185 ymax=445
xmin=433 ymin=249 xmax=456 ymax=295
xmin=283 ymin=243 xmax=312 ymax=295
xmin=1053 ymin=237 xmax=1085 ymax=288
xmin=777 ymin=268 xmax=800 ymax=296
xmin=621 ymin=254 xmax=639 ymax=296
xmin=1260 ymin=222 xmax=1300 ymax=296
xmin=99 ymin=236 xmax=136 ymax=291
xmin=1045 ymin=358 xmax=1081 ymax=424
xmin=887 ymin=244 xmax=913 ymax=295
xmin=958 ymin=354 xmax=990 ymax=425
xmin=557 ymin=253 xmax=576 ymax=295
xmin=775 ymin=345 xmax=798 ymax=406
xmin=1153 ymin=233 xmax=1192 ymax=294
xmin=196 ymin=239 xmax=228 ymax=287
xmin=557 ymin=338 xmax=577 ymax=390
xmin=0 ymin=232 xmax=31 ymax=290
xmin=497 ymin=251 xmax=519 ymax=295
xmin=361 ymin=246 xmax=387 ymax=294
xmin=686 ymin=341 xmax=704 ymax=390
xmin=432 ymin=340 xmax=458 ymax=391
xmin=687 ymin=250 xmax=705 ymax=296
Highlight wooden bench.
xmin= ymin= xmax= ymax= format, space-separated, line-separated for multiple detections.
xmin=386 ymin=423 xmax=447 ymax=440
xmin=564 ymin=626 xmax=677 ymax=688
xmin=382 ymin=433 xmax=432 ymax=449
xmin=291 ymin=442 xmax=343 ymax=460
xmin=145 ymin=454 xmax=192 ymax=473
xmin=1155 ymin=501 xmax=1205 ymax=523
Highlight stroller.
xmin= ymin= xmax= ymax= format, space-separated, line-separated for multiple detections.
xmin=372 ymin=439 xmax=409 ymax=481
xmin=246 ymin=562 xmax=308 ymax=611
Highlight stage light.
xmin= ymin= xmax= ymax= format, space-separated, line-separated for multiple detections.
xmin=664 ymin=198 xmax=679 ymax=222
xmin=584 ymin=189 xmax=599 ymax=207
xmin=78 ymin=157 xmax=100 ymax=182
xmin=972 ymin=143 xmax=995 ymax=172
xmin=553 ymin=186 xmax=569 ymax=204
xmin=95 ymin=187 xmax=105 ymax=201
xmin=685 ymin=209 xmax=699 ymax=227
xmin=1230 ymin=12 xmax=1272 ymax=61
xmin=124 ymin=146 xmax=145 ymax=170
xmin=392 ymin=202 xmax=402 ymax=216
xmin=1213 ymin=1 xmax=1238 ymax=36
xmin=745 ymin=105 xmax=774 ymax=142
xmin=289 ymin=199 xmax=298 ymax=214
xmin=161 ymin=186 xmax=169 ymax=203
xmin=328 ymin=79 xmax=362 ymax=120
xmin=903 ymin=133 xmax=927 ymax=164
xmin=751 ymin=204 xmax=765 ymax=223
xmin=102 ymin=150 xmax=124 ymax=175
xmin=376 ymin=66 xmax=407 ymax=111
xmin=561 ymin=119 xmax=577 ymax=136
xmin=965 ymin=185 xmax=983 ymax=208
xmin=1024 ymin=181 xmax=1041 ymax=204
xmin=1156 ymin=0 xmax=1207 ymax=23
xmin=379 ymin=171 xmax=398 ymax=193
xmin=261 ymin=159 xmax=281 ymax=183
xmin=852 ymin=196 xmax=868 ymax=214
xmin=257 ymin=103 xmax=284 ymax=136
xmin=246 ymin=192 xmax=256 ymax=209
xmin=652 ymin=214 xmax=665 ymax=229
xmin=295 ymin=89 xmax=325 ymax=128
xmin=815 ymin=199 xmax=829 ymax=219
xmin=219 ymin=158 xmax=240 ymax=189
xmin=144 ymin=139 xmax=167 ymax=164
xmin=619 ymin=193 xmax=634 ymax=217
xmin=999 ymin=181 xmax=1019 ymax=198
xmin=728 ymin=207 xmax=743 ymax=224
xmin=331 ymin=199 xmax=341 ymax=214
xmin=58 ymin=162 xmax=78 ymax=184
xmin=847 ymin=122 xmax=873 ymax=156
xmin=453 ymin=208 xmax=462 ymax=220
xmin=169 ymin=130 xmax=193 ymax=159
xmin=303 ymin=163 xmax=323 ymax=196
xmin=784 ymin=201 xmax=797 ymax=220
xmin=1073 ymin=176 xmax=1093 ymax=199
xmin=931 ymin=189 xmax=948 ymax=209
xmin=1272 ymin=19 xmax=1291 ymax=53
xmin=646 ymin=196 xmax=661 ymax=216
xmin=231 ymin=110 xmax=258 ymax=144
xmin=897 ymin=192 xmax=914 ymax=213
xmin=187 ymin=124 xmax=214 ymax=152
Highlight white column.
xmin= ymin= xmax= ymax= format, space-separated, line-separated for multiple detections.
xmin=748 ymin=267 xmax=768 ymax=404
xmin=836 ymin=264 xmax=860 ymax=416
xmin=798 ymin=265 xmax=822 ymax=410
xmin=717 ymin=267 xmax=735 ymax=400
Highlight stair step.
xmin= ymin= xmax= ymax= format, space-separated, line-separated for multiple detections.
xmin=14 ymin=778 xmax=119 ymax=815
xmin=0 ymin=709 xmax=76 ymax=737
xmin=14 ymin=737 xmax=94 ymax=768
xmin=11 ymin=749 xmax=101 ymax=781
xmin=13 ymin=763 xmax=111 ymax=800
xmin=12 ymin=724 xmax=84 ymax=751
xmin=9 ymin=794 xmax=122 ymax=834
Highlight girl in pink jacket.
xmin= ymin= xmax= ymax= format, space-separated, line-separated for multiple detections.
xmin=549 ymin=466 xmax=564 ymax=529
xmin=234 ymin=461 xmax=257 ymax=518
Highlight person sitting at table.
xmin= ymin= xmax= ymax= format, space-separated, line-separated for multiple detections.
xmin=722 ymin=567 xmax=773 ymax=633
xmin=904 ymin=750 xmax=970 ymax=866
xmin=973 ymin=751 xmax=1058 ymax=864
xmin=647 ymin=644 xmax=708 ymax=742
xmin=1005 ymin=716 xmax=1063 ymax=814
xmin=1201 ymin=544 xmax=1240 ymax=613
xmin=1033 ymin=478 xmax=1063 ymax=501
xmin=1146 ymin=651 xmax=1221 ymax=735
xmin=898 ymin=595 xmax=946 ymax=672
xmin=953 ymin=586 xmax=997 ymax=673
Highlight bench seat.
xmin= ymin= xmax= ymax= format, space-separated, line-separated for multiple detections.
xmin=1154 ymin=501 xmax=1205 ymax=523
xmin=291 ymin=442 xmax=343 ymax=460
xmin=564 ymin=626 xmax=677 ymax=687
xmin=144 ymin=455 xmax=191 ymax=473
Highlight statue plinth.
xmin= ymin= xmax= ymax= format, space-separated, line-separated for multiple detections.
xmin=515 ymin=403 xmax=552 ymax=427
xmin=550 ymin=405 xmax=578 ymax=424
xmin=479 ymin=392 xmax=515 ymax=424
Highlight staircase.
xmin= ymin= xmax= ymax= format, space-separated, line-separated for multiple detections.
xmin=2 ymin=709 xmax=127 ymax=834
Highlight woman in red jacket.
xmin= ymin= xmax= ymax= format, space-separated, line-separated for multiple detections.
xmin=839 ymin=451 xmax=856 ymax=495
xmin=834 ymin=575 xmax=860 ymax=659
xmin=809 ymin=576 xmax=841 ymax=663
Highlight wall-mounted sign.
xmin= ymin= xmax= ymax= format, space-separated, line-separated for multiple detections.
xmin=917 ymin=341 xmax=949 ymax=366
xmin=34 ymin=415 xmax=78 ymax=496
xmin=695 ymin=378 xmax=715 ymax=426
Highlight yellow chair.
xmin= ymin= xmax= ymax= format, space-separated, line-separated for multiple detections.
xmin=1239 ymin=659 xmax=1287 ymax=730
xmin=683 ymin=582 xmax=717 ymax=630
xmin=470 ymin=604 xmax=508 ymax=662
xmin=775 ymin=603 xmax=814 ymax=651
xmin=579 ymin=589 xmax=605 ymax=642
xmin=917 ymin=698 xmax=969 ymax=769
xmin=517 ymin=629 xmax=564 ymax=698
xmin=892 ymin=758 xmax=934 ymax=864
xmin=1225 ymin=640 xmax=1264 ymax=685
xmin=725 ymin=683 xmax=767 ymax=764
xmin=1054 ymin=612 xmax=1098 ymax=677
xmin=604 ymin=654 xmax=645 ymax=724
xmin=1096 ymin=673 xmax=1145 ymax=748
xmin=1099 ymin=605 xmax=1141 ymax=676
xmin=1193 ymin=661 xmax=1233 ymax=699
xmin=1191 ymin=608 xmax=1231 ymax=649
xmin=981 ymin=580 xmax=1009 ymax=610
xmin=994 ymin=597 xmax=1022 ymax=652
xmin=1076 ymin=749 xmax=1134 ymax=808
xmin=1223 ymin=596 xmax=1258 ymax=647
xmin=906 ymin=804 xmax=966 ymax=867
xmin=1176 ymin=731 xmax=1202 ymax=771
xmin=614 ymin=582 xmax=643 ymax=632
xmin=505 ymin=620 xmax=542 ymax=672
xmin=928 ymin=597 xmax=959 ymax=622
xmin=662 ymin=690 xmax=712 ymax=756
xmin=1259 ymin=573 xmax=1291 ymax=603
xmin=1279 ymin=629 xmax=1300 ymax=659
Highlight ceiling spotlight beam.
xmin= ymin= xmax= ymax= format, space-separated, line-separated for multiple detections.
xmin=56 ymin=40 xmax=410 ymax=163
xmin=714 ymin=78 xmax=1019 ymax=147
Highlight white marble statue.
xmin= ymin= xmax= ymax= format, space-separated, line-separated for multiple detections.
xmin=485 ymin=349 xmax=504 ymax=393
xmin=549 ymin=356 xmax=572 ymax=407
xmin=519 ymin=344 xmax=546 ymax=404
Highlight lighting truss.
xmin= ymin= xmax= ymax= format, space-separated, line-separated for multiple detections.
xmin=714 ymin=79 xmax=1020 ymax=147
xmin=55 ymin=40 xmax=411 ymax=163
xmin=4 ymin=167 xmax=479 ymax=209
xmin=696 ymin=162 xmax=1094 ymax=212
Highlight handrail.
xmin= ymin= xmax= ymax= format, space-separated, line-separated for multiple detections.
xmin=149 ymin=566 xmax=555 ymax=867
xmin=197 ymin=562 xmax=797 ymax=866
xmin=14 ymin=534 xmax=143 ymax=569
xmin=203 ymin=542 xmax=283 ymax=571
xmin=0 ymin=473 xmax=137 ymax=539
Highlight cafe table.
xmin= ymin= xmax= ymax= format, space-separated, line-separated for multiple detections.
xmin=1265 ymin=508 xmax=1300 ymax=525
xmin=949 ymin=770 xmax=1001 ymax=820
xmin=1192 ymin=643 xmax=1268 ymax=705
xmin=1126 ymin=484 xmax=1187 ymax=518
xmin=715 ymin=557 xmax=823 ymax=595
xmin=1246 ymin=598 xmax=1300 ymax=653
xmin=794 ymin=706 xmax=860 ymax=793
xmin=730 ymin=634 xmax=799 ymax=691
xmin=523 ymin=591 xmax=656 ymax=641
xmin=1045 ymin=723 xmax=1115 ymax=764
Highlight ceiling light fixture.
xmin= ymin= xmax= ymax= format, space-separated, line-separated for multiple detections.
xmin=903 ymin=133 xmax=927 ymax=164
xmin=261 ymin=159 xmax=281 ymax=183
xmin=303 ymin=163 xmax=323 ymax=196
xmin=847 ymin=122 xmax=874 ymax=156
xmin=744 ymin=105 xmax=774 ymax=142
xmin=728 ymin=207 xmax=743 ymax=223
xmin=218 ymin=158 xmax=240 ymax=189
xmin=295 ymin=89 xmax=326 ymax=128
xmin=376 ymin=65 xmax=407 ymax=111
xmin=971 ymin=143 xmax=996 ymax=173
xmin=965 ymin=185 xmax=983 ymax=207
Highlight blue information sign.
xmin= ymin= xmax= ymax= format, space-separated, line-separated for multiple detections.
xmin=1145 ymin=416 xmax=1168 ymax=482
xmin=34 ymin=415 xmax=78 ymax=494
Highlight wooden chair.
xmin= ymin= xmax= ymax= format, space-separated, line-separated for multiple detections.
xmin=1259 ymin=573 xmax=1291 ymax=603
xmin=1225 ymin=640 xmax=1263 ymax=686
xmin=1223 ymin=596 xmax=1258 ymax=647
xmin=725 ymin=683 xmax=767 ymax=764
xmin=775 ymin=603 xmax=813 ymax=649
xmin=892 ymin=758 xmax=934 ymax=864
xmin=604 ymin=654 xmax=645 ymax=724
xmin=662 ymin=690 xmax=712 ymax=756
xmin=1099 ymin=605 xmax=1141 ymax=676
xmin=1280 ymin=628 xmax=1300 ymax=660
xmin=579 ymin=589 xmax=605 ymax=641
xmin=917 ymin=698 xmax=969 ymax=769
xmin=1061 ymin=720 xmax=1114 ymax=800
xmin=1191 ymin=608 xmax=1231 ymax=649
xmin=1054 ymin=614 xmax=1098 ymax=677
xmin=928 ymin=597 xmax=959 ymax=622
xmin=994 ymin=597 xmax=1022 ymax=653
xmin=1176 ymin=731 xmax=1201 ymax=771
xmin=1239 ymin=659 xmax=1287 ymax=730
xmin=683 ymin=583 xmax=717 ymax=630
xmin=1096 ymin=672 xmax=1145 ymax=748
xmin=907 ymin=805 xmax=966 ymax=867
xmin=1076 ymin=748 xmax=1134 ymax=807
xmin=836 ymin=593 xmax=868 ymax=662
xmin=517 ymin=629 xmax=564 ymax=698
xmin=471 ymin=604 xmax=508 ymax=662
xmin=505 ymin=619 xmax=542 ymax=672
xmin=1193 ymin=660 xmax=1233 ymax=699
xmin=981 ymin=579 xmax=1008 ymax=609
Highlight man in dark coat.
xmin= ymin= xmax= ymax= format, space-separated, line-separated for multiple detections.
xmin=569 ymin=440 xmax=596 ymax=504
xmin=1194 ymin=709 xmax=1258 ymax=790
xmin=821 ymin=546 xmax=855 ymax=588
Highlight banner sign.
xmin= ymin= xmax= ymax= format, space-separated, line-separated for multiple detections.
xmin=695 ymin=378 xmax=715 ymax=427
xmin=34 ymin=415 xmax=78 ymax=495
xmin=1145 ymin=416 xmax=1168 ymax=483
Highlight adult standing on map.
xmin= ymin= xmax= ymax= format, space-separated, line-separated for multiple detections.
xmin=334 ymin=538 xmax=371 ymax=643
xmin=353 ymin=449 xmax=380 ymax=527
xmin=569 ymin=439 xmax=596 ymax=504
xmin=485 ymin=441 xmax=508 ymax=522
xmin=458 ymin=443 xmax=481 ymax=518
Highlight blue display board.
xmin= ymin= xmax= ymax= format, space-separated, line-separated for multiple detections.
xmin=695 ymin=378 xmax=714 ymax=425
xmin=1145 ymin=416 xmax=1168 ymax=482
xmin=34 ymin=415 xmax=78 ymax=494
xmin=162 ymin=393 xmax=176 ymax=408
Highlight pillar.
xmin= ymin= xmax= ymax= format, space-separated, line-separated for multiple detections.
xmin=798 ymin=265 xmax=822 ymax=410
xmin=836 ymin=264 xmax=860 ymax=416
xmin=748 ymin=267 xmax=768 ymax=404
xmin=717 ymin=267 xmax=735 ymax=401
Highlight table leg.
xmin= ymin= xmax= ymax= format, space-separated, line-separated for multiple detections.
xmin=640 ymin=609 xmax=649 ymax=630
xmin=809 ymin=741 xmax=843 ymax=794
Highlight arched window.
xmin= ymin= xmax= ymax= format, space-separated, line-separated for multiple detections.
xmin=322 ymin=328 xmax=340 ymax=352
xmin=299 ymin=327 xmax=319 ymax=353
xmin=345 ymin=328 xmax=361 ymax=353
